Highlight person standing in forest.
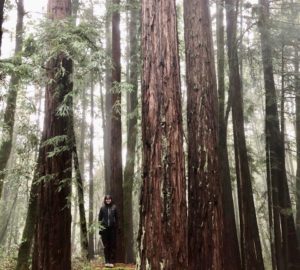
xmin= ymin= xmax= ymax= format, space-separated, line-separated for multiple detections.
xmin=98 ymin=195 xmax=118 ymax=268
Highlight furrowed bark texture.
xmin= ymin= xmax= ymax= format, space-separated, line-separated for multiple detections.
xmin=184 ymin=0 xmax=224 ymax=268
xmin=110 ymin=0 xmax=124 ymax=261
xmin=138 ymin=0 xmax=188 ymax=269
xmin=295 ymin=47 xmax=300 ymax=243
xmin=32 ymin=1 xmax=73 ymax=269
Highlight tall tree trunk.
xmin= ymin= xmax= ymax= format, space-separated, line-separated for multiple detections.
xmin=77 ymin=87 xmax=88 ymax=256
xmin=104 ymin=0 xmax=112 ymax=193
xmin=16 ymin=148 xmax=42 ymax=270
xmin=138 ymin=0 xmax=188 ymax=269
xmin=32 ymin=1 xmax=73 ymax=269
xmin=72 ymin=131 xmax=89 ymax=258
xmin=0 ymin=0 xmax=24 ymax=199
xmin=258 ymin=1 xmax=300 ymax=269
xmin=123 ymin=0 xmax=139 ymax=263
xmin=0 ymin=0 xmax=4 ymax=55
xmin=225 ymin=0 xmax=265 ymax=268
xmin=69 ymin=94 xmax=89 ymax=259
xmin=110 ymin=0 xmax=124 ymax=261
xmin=184 ymin=0 xmax=224 ymax=268
xmin=295 ymin=46 xmax=300 ymax=243
xmin=71 ymin=192 xmax=78 ymax=252
xmin=16 ymin=85 xmax=43 ymax=270
xmin=70 ymin=0 xmax=80 ymax=253
xmin=79 ymin=88 xmax=86 ymax=178
xmin=216 ymin=0 xmax=241 ymax=268
xmin=88 ymin=75 xmax=95 ymax=259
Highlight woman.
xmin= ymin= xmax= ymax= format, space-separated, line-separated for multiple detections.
xmin=98 ymin=194 xmax=118 ymax=268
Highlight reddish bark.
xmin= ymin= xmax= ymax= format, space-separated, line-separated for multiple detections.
xmin=110 ymin=0 xmax=124 ymax=262
xmin=184 ymin=0 xmax=224 ymax=268
xmin=32 ymin=1 xmax=73 ymax=269
xmin=138 ymin=0 xmax=188 ymax=269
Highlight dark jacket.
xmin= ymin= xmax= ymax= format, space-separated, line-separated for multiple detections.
xmin=98 ymin=204 xmax=118 ymax=229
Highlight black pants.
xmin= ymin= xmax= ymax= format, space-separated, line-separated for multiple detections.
xmin=101 ymin=227 xmax=116 ymax=263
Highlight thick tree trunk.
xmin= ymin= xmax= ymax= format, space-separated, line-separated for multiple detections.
xmin=184 ymin=0 xmax=224 ymax=268
xmin=225 ymin=0 xmax=265 ymax=268
xmin=295 ymin=47 xmax=300 ymax=243
xmin=88 ymin=76 xmax=95 ymax=259
xmin=258 ymin=0 xmax=300 ymax=269
xmin=32 ymin=1 xmax=73 ymax=269
xmin=216 ymin=0 xmax=241 ymax=268
xmin=138 ymin=0 xmax=188 ymax=269
xmin=123 ymin=0 xmax=139 ymax=263
xmin=0 ymin=0 xmax=4 ymax=55
xmin=110 ymin=0 xmax=124 ymax=261
xmin=0 ymin=0 xmax=24 ymax=199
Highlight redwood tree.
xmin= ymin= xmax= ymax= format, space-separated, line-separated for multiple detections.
xmin=104 ymin=0 xmax=112 ymax=193
xmin=258 ymin=0 xmax=300 ymax=268
xmin=109 ymin=0 xmax=124 ymax=261
xmin=225 ymin=0 xmax=265 ymax=268
xmin=88 ymin=76 xmax=95 ymax=259
xmin=32 ymin=0 xmax=73 ymax=269
xmin=184 ymin=0 xmax=224 ymax=268
xmin=123 ymin=0 xmax=139 ymax=263
xmin=216 ymin=0 xmax=241 ymax=268
xmin=0 ymin=0 xmax=24 ymax=199
xmin=296 ymin=46 xmax=300 ymax=243
xmin=137 ymin=0 xmax=188 ymax=268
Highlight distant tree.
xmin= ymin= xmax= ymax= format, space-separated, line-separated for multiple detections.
xmin=225 ymin=0 xmax=265 ymax=268
xmin=104 ymin=0 xmax=112 ymax=193
xmin=71 ymin=118 xmax=89 ymax=258
xmin=88 ymin=75 xmax=95 ymax=259
xmin=0 ymin=0 xmax=24 ymax=199
xmin=216 ymin=0 xmax=241 ymax=268
xmin=258 ymin=0 xmax=300 ymax=268
xmin=137 ymin=0 xmax=188 ymax=268
xmin=32 ymin=0 xmax=73 ymax=269
xmin=16 ymin=148 xmax=42 ymax=270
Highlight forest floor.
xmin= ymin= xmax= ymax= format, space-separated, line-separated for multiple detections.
xmin=92 ymin=262 xmax=136 ymax=270
xmin=72 ymin=258 xmax=135 ymax=270
xmin=0 ymin=257 xmax=136 ymax=270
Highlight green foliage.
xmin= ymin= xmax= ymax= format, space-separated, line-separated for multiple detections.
xmin=42 ymin=135 xmax=71 ymax=158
